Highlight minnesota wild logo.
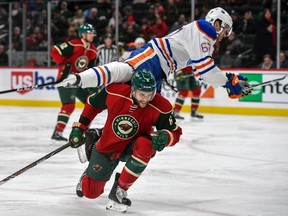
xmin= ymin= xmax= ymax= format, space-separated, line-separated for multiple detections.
xmin=75 ymin=56 xmax=88 ymax=70
xmin=113 ymin=115 xmax=139 ymax=139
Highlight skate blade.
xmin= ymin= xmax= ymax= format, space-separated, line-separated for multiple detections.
xmin=77 ymin=146 xmax=88 ymax=163
xmin=190 ymin=117 xmax=204 ymax=121
xmin=106 ymin=200 xmax=128 ymax=213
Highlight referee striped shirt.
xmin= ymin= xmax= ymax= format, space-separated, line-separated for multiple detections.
xmin=96 ymin=44 xmax=118 ymax=65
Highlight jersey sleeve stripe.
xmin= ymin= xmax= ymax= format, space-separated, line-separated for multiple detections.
xmin=158 ymin=38 xmax=175 ymax=73
xmin=198 ymin=64 xmax=216 ymax=75
xmin=125 ymin=47 xmax=155 ymax=68
xmin=152 ymin=39 xmax=171 ymax=71
xmin=195 ymin=58 xmax=214 ymax=70
xmin=166 ymin=39 xmax=178 ymax=72
xmin=91 ymin=67 xmax=101 ymax=86
xmin=104 ymin=65 xmax=111 ymax=83
xmin=97 ymin=66 xmax=107 ymax=85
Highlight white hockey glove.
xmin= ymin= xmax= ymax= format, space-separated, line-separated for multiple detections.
xmin=55 ymin=73 xmax=82 ymax=88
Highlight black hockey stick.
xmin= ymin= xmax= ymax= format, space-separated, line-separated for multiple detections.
xmin=0 ymin=143 xmax=70 ymax=186
xmin=0 ymin=63 xmax=72 ymax=94
xmin=243 ymin=75 xmax=287 ymax=94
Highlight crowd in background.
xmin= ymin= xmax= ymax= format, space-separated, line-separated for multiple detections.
xmin=0 ymin=0 xmax=288 ymax=68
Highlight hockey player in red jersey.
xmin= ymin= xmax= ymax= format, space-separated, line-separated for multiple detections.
xmin=173 ymin=66 xmax=204 ymax=120
xmin=68 ymin=70 xmax=182 ymax=212
xmin=57 ymin=7 xmax=252 ymax=99
xmin=50 ymin=23 xmax=98 ymax=143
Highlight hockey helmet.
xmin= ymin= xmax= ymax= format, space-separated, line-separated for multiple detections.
xmin=205 ymin=7 xmax=233 ymax=36
xmin=131 ymin=70 xmax=156 ymax=100
xmin=78 ymin=23 xmax=96 ymax=37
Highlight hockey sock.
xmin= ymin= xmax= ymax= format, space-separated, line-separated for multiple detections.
xmin=119 ymin=137 xmax=155 ymax=191
xmin=174 ymin=90 xmax=188 ymax=111
xmin=191 ymin=88 xmax=201 ymax=111
xmin=56 ymin=103 xmax=75 ymax=132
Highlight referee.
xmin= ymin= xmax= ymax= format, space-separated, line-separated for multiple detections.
xmin=96 ymin=33 xmax=119 ymax=65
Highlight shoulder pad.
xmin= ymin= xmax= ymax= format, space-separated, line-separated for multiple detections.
xmin=106 ymin=83 xmax=130 ymax=95
xmin=149 ymin=93 xmax=173 ymax=114
xmin=196 ymin=19 xmax=217 ymax=40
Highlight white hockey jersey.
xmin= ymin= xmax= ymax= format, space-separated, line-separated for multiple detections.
xmin=150 ymin=19 xmax=227 ymax=87
xmin=78 ymin=19 xmax=227 ymax=89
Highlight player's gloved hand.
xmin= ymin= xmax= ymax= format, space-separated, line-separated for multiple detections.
xmin=151 ymin=130 xmax=169 ymax=152
xmin=69 ymin=122 xmax=87 ymax=148
xmin=55 ymin=73 xmax=82 ymax=88
xmin=175 ymin=71 xmax=185 ymax=81
xmin=223 ymin=73 xmax=250 ymax=99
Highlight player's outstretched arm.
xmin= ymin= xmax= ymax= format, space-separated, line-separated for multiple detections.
xmin=56 ymin=62 xmax=134 ymax=88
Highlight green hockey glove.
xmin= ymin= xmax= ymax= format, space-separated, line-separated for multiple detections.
xmin=69 ymin=122 xmax=86 ymax=148
xmin=151 ymin=130 xmax=169 ymax=152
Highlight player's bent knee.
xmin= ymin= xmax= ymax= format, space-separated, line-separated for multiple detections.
xmin=82 ymin=176 xmax=105 ymax=199
xmin=133 ymin=136 xmax=156 ymax=159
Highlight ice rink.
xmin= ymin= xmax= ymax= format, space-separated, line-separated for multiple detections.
xmin=0 ymin=106 xmax=287 ymax=216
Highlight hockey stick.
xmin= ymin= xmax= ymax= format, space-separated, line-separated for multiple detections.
xmin=0 ymin=63 xmax=72 ymax=94
xmin=0 ymin=143 xmax=70 ymax=186
xmin=243 ymin=75 xmax=287 ymax=93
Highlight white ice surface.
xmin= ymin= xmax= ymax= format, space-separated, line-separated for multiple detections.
xmin=0 ymin=106 xmax=288 ymax=216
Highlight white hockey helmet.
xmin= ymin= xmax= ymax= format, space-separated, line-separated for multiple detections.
xmin=205 ymin=7 xmax=233 ymax=36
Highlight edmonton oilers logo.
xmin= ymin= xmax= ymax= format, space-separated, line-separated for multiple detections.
xmin=112 ymin=115 xmax=139 ymax=139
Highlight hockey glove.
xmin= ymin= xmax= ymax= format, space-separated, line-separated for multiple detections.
xmin=55 ymin=73 xmax=82 ymax=88
xmin=151 ymin=130 xmax=169 ymax=152
xmin=175 ymin=71 xmax=185 ymax=81
xmin=69 ymin=122 xmax=86 ymax=148
xmin=223 ymin=73 xmax=250 ymax=99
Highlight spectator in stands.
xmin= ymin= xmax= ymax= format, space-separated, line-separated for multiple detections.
xmin=272 ymin=50 xmax=288 ymax=68
xmin=11 ymin=2 xmax=22 ymax=28
xmin=65 ymin=26 xmax=78 ymax=41
xmin=219 ymin=31 xmax=243 ymax=67
xmin=26 ymin=26 xmax=44 ymax=51
xmin=240 ymin=9 xmax=256 ymax=35
xmin=0 ymin=44 xmax=8 ymax=66
xmin=257 ymin=54 xmax=274 ymax=69
xmin=123 ymin=23 xmax=139 ymax=44
xmin=70 ymin=8 xmax=85 ymax=28
xmin=254 ymin=8 xmax=276 ymax=65
xmin=151 ymin=14 xmax=169 ymax=38
xmin=230 ymin=9 xmax=242 ymax=34
xmin=169 ymin=14 xmax=188 ymax=32
xmin=164 ymin=0 xmax=179 ymax=26
xmin=85 ymin=7 xmax=98 ymax=29
xmin=198 ymin=4 xmax=210 ymax=20
xmin=12 ymin=26 xmax=22 ymax=51
xmin=25 ymin=18 xmax=34 ymax=36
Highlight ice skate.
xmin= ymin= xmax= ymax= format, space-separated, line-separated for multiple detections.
xmin=51 ymin=129 xmax=68 ymax=144
xmin=191 ymin=110 xmax=204 ymax=120
xmin=106 ymin=173 xmax=131 ymax=213
xmin=173 ymin=110 xmax=185 ymax=120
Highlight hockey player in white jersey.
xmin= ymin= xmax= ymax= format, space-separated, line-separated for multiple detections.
xmin=57 ymin=7 xmax=251 ymax=99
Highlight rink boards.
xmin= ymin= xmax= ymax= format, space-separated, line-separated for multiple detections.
xmin=0 ymin=67 xmax=287 ymax=116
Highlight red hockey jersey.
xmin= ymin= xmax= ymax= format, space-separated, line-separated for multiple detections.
xmin=79 ymin=83 xmax=182 ymax=157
